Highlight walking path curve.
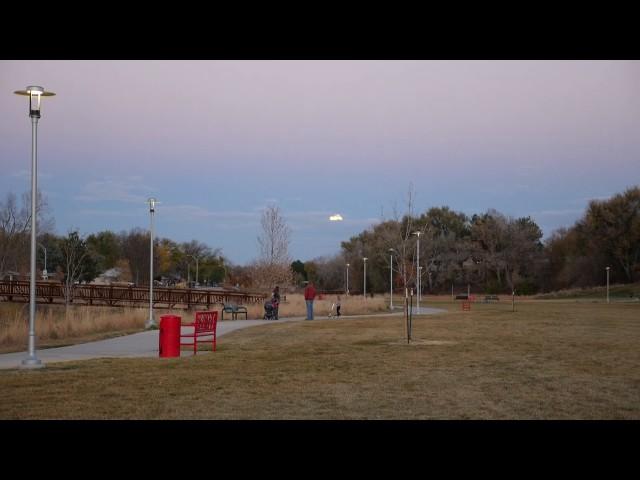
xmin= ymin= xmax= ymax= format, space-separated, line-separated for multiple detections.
xmin=0 ymin=307 xmax=445 ymax=370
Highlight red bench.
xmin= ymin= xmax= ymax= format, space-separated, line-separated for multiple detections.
xmin=180 ymin=310 xmax=218 ymax=354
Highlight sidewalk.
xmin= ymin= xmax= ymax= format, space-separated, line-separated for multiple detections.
xmin=0 ymin=307 xmax=445 ymax=370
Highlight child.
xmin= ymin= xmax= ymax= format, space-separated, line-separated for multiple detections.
xmin=336 ymin=295 xmax=341 ymax=317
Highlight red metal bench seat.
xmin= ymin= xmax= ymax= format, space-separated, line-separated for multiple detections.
xmin=180 ymin=310 xmax=218 ymax=354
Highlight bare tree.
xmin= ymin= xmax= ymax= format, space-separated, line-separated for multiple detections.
xmin=258 ymin=205 xmax=292 ymax=265
xmin=0 ymin=190 xmax=53 ymax=275
xmin=253 ymin=205 xmax=294 ymax=289
xmin=383 ymin=183 xmax=422 ymax=290
xmin=59 ymin=230 xmax=90 ymax=305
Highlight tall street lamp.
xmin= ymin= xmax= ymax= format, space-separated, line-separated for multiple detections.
xmin=363 ymin=257 xmax=368 ymax=299
xmin=220 ymin=263 xmax=227 ymax=285
xmin=413 ymin=231 xmax=421 ymax=313
xmin=187 ymin=254 xmax=199 ymax=286
xmin=606 ymin=266 xmax=610 ymax=304
xmin=146 ymin=197 xmax=157 ymax=328
xmin=14 ymin=85 xmax=55 ymax=369
xmin=38 ymin=242 xmax=48 ymax=279
xmin=389 ymin=248 xmax=395 ymax=310
xmin=346 ymin=263 xmax=350 ymax=296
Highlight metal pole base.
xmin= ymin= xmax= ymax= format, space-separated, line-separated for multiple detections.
xmin=145 ymin=319 xmax=157 ymax=329
xmin=20 ymin=356 xmax=45 ymax=369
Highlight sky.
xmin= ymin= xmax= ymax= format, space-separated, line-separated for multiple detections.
xmin=1 ymin=60 xmax=639 ymax=265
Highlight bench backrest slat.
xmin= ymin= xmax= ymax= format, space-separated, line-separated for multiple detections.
xmin=195 ymin=311 xmax=217 ymax=333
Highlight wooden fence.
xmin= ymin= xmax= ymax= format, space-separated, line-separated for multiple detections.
xmin=0 ymin=281 xmax=266 ymax=309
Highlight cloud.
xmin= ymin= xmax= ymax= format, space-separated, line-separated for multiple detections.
xmin=533 ymin=208 xmax=585 ymax=217
xmin=77 ymin=209 xmax=140 ymax=217
xmin=570 ymin=194 xmax=613 ymax=205
xmin=11 ymin=169 xmax=53 ymax=179
xmin=161 ymin=204 xmax=258 ymax=220
xmin=74 ymin=177 xmax=153 ymax=204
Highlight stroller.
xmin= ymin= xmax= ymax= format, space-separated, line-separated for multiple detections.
xmin=263 ymin=299 xmax=279 ymax=320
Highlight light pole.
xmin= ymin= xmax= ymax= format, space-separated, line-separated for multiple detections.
xmin=14 ymin=85 xmax=55 ymax=369
xmin=187 ymin=254 xmax=199 ymax=286
xmin=363 ymin=257 xmax=368 ymax=299
xmin=346 ymin=263 xmax=350 ymax=296
xmin=220 ymin=263 xmax=227 ymax=285
xmin=413 ymin=231 xmax=421 ymax=313
xmin=606 ymin=266 xmax=610 ymax=304
xmin=38 ymin=243 xmax=48 ymax=279
xmin=389 ymin=248 xmax=394 ymax=310
xmin=418 ymin=266 xmax=423 ymax=304
xmin=146 ymin=197 xmax=157 ymax=328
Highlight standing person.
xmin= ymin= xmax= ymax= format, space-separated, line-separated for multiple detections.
xmin=272 ymin=285 xmax=281 ymax=319
xmin=304 ymin=281 xmax=317 ymax=320
xmin=336 ymin=295 xmax=341 ymax=317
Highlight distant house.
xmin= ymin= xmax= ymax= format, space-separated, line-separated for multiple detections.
xmin=93 ymin=268 xmax=123 ymax=285
xmin=0 ymin=271 xmax=22 ymax=281
xmin=462 ymin=257 xmax=478 ymax=269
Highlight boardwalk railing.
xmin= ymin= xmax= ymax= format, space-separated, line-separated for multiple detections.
xmin=0 ymin=281 xmax=266 ymax=309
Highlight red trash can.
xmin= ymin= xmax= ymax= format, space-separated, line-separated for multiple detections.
xmin=159 ymin=314 xmax=181 ymax=358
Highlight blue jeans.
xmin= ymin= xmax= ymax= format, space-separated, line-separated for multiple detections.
xmin=305 ymin=300 xmax=314 ymax=320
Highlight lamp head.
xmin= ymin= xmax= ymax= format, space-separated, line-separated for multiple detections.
xmin=148 ymin=197 xmax=157 ymax=213
xmin=14 ymin=86 xmax=55 ymax=118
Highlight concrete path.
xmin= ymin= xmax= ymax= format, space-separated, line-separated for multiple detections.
xmin=0 ymin=307 xmax=446 ymax=370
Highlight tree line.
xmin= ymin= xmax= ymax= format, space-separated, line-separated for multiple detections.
xmin=293 ymin=186 xmax=640 ymax=295
xmin=0 ymin=191 xmax=227 ymax=289
xmin=2 ymin=186 xmax=638 ymax=295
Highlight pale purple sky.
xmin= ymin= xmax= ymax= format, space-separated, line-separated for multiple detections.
xmin=1 ymin=60 xmax=639 ymax=264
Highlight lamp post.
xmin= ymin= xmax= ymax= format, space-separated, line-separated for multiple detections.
xmin=389 ymin=248 xmax=394 ymax=310
xmin=606 ymin=266 xmax=610 ymax=304
xmin=418 ymin=266 xmax=423 ymax=304
xmin=413 ymin=231 xmax=421 ymax=313
xmin=187 ymin=254 xmax=199 ymax=286
xmin=363 ymin=257 xmax=368 ymax=299
xmin=146 ymin=198 xmax=157 ymax=328
xmin=221 ymin=263 xmax=227 ymax=286
xmin=346 ymin=263 xmax=350 ymax=296
xmin=38 ymin=243 xmax=48 ymax=279
xmin=14 ymin=86 xmax=55 ymax=369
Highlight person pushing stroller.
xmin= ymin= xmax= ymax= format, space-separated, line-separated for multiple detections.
xmin=264 ymin=286 xmax=281 ymax=320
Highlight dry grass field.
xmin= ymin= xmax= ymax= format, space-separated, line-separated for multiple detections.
xmin=0 ymin=294 xmax=388 ymax=353
xmin=0 ymin=298 xmax=638 ymax=419
xmin=0 ymin=303 xmax=182 ymax=353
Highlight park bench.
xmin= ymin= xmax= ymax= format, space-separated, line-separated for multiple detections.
xmin=180 ymin=310 xmax=218 ymax=354
xmin=483 ymin=295 xmax=500 ymax=303
xmin=455 ymin=294 xmax=468 ymax=300
xmin=221 ymin=303 xmax=248 ymax=320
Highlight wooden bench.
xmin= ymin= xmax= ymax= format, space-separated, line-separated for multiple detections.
xmin=483 ymin=295 xmax=500 ymax=303
xmin=221 ymin=303 xmax=247 ymax=320
xmin=455 ymin=294 xmax=469 ymax=300
xmin=180 ymin=310 xmax=218 ymax=354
